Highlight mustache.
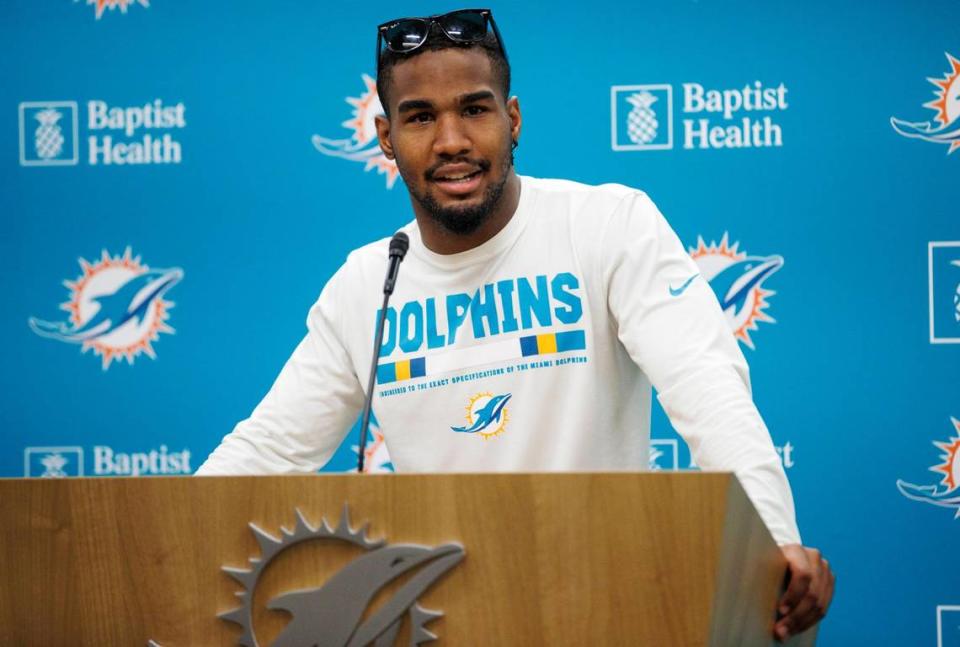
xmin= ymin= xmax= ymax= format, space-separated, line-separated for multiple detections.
xmin=424 ymin=157 xmax=491 ymax=181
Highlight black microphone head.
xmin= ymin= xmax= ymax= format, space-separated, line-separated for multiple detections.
xmin=389 ymin=231 xmax=409 ymax=259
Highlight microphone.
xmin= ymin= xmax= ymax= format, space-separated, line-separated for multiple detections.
xmin=357 ymin=231 xmax=409 ymax=473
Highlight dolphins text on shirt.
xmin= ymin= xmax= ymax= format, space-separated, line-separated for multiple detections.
xmin=377 ymin=272 xmax=583 ymax=357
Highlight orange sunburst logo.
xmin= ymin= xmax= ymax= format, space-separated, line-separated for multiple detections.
xmin=891 ymin=52 xmax=960 ymax=154
xmin=312 ymin=74 xmax=400 ymax=188
xmin=897 ymin=417 xmax=960 ymax=518
xmin=352 ymin=422 xmax=395 ymax=473
xmin=28 ymin=247 xmax=183 ymax=370
xmin=689 ymin=233 xmax=783 ymax=350
xmin=77 ymin=0 xmax=150 ymax=19
xmin=930 ymin=417 xmax=960 ymax=490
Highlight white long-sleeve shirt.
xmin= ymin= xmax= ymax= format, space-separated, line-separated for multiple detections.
xmin=197 ymin=176 xmax=801 ymax=546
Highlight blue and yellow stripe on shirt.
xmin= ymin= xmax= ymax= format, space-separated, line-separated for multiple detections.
xmin=518 ymin=329 xmax=586 ymax=357
xmin=377 ymin=356 xmax=426 ymax=385
xmin=377 ymin=328 xmax=587 ymax=385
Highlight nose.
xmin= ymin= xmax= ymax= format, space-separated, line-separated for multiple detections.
xmin=432 ymin=113 xmax=471 ymax=157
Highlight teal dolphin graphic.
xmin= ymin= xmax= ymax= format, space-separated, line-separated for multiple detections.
xmin=896 ymin=480 xmax=960 ymax=517
xmin=890 ymin=115 xmax=960 ymax=148
xmin=451 ymin=393 xmax=511 ymax=434
xmin=312 ymin=134 xmax=384 ymax=166
xmin=708 ymin=255 xmax=783 ymax=317
xmin=29 ymin=268 xmax=183 ymax=343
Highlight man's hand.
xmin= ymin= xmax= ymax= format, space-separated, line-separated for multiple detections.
xmin=775 ymin=544 xmax=835 ymax=642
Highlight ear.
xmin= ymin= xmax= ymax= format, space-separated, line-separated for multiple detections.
xmin=506 ymin=96 xmax=522 ymax=148
xmin=375 ymin=114 xmax=394 ymax=160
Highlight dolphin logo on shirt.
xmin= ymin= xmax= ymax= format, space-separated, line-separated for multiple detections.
xmin=451 ymin=393 xmax=511 ymax=434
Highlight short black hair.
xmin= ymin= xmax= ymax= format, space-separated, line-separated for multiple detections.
xmin=376 ymin=26 xmax=511 ymax=118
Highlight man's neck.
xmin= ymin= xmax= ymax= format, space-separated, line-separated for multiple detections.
xmin=414 ymin=172 xmax=522 ymax=255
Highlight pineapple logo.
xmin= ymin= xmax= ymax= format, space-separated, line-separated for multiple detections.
xmin=19 ymin=101 xmax=79 ymax=166
xmin=34 ymin=109 xmax=65 ymax=159
xmin=648 ymin=439 xmax=679 ymax=471
xmin=626 ymin=91 xmax=659 ymax=145
xmin=24 ymin=446 xmax=84 ymax=477
xmin=928 ymin=242 xmax=960 ymax=344
xmin=40 ymin=453 xmax=70 ymax=478
xmin=611 ymin=84 xmax=673 ymax=151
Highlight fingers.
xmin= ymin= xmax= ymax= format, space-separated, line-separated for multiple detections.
xmin=777 ymin=545 xmax=812 ymax=615
xmin=775 ymin=548 xmax=834 ymax=641
xmin=818 ymin=557 xmax=835 ymax=618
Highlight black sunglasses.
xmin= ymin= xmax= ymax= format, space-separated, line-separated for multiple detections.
xmin=376 ymin=8 xmax=508 ymax=72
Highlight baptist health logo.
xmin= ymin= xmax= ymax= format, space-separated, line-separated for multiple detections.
xmin=25 ymin=445 xmax=191 ymax=477
xmin=24 ymin=447 xmax=84 ymax=477
xmin=891 ymin=53 xmax=960 ymax=155
xmin=313 ymin=74 xmax=399 ymax=188
xmin=930 ymin=241 xmax=960 ymax=344
xmin=939 ymin=605 xmax=960 ymax=647
xmin=18 ymin=102 xmax=79 ymax=166
xmin=28 ymin=248 xmax=182 ymax=369
xmin=649 ymin=439 xmax=679 ymax=470
xmin=19 ymin=99 xmax=185 ymax=167
xmin=612 ymin=81 xmax=788 ymax=151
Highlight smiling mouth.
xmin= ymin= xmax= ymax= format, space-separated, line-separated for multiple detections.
xmin=433 ymin=168 xmax=483 ymax=182
xmin=431 ymin=168 xmax=485 ymax=196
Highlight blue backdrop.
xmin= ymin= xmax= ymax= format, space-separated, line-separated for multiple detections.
xmin=4 ymin=1 xmax=959 ymax=645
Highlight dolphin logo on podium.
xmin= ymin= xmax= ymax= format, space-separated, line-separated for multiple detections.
xmin=217 ymin=506 xmax=464 ymax=647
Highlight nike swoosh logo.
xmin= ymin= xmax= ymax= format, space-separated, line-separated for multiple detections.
xmin=669 ymin=273 xmax=699 ymax=297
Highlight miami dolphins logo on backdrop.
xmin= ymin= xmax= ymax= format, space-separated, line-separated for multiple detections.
xmin=897 ymin=417 xmax=960 ymax=517
xmin=891 ymin=52 xmax=960 ymax=154
xmin=351 ymin=418 xmax=395 ymax=474
xmin=689 ymin=233 xmax=783 ymax=349
xmin=74 ymin=0 xmax=149 ymax=19
xmin=312 ymin=74 xmax=399 ymax=188
xmin=28 ymin=247 xmax=182 ymax=370
xmin=451 ymin=392 xmax=511 ymax=438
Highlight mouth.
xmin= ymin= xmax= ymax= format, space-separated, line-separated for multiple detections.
xmin=429 ymin=164 xmax=485 ymax=197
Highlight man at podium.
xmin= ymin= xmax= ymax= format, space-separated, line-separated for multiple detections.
xmin=197 ymin=9 xmax=833 ymax=641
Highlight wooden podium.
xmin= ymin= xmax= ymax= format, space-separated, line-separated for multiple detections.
xmin=0 ymin=473 xmax=816 ymax=646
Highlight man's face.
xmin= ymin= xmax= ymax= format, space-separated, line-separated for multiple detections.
xmin=376 ymin=47 xmax=521 ymax=235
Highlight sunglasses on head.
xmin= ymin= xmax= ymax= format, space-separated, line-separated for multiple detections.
xmin=376 ymin=8 xmax=508 ymax=73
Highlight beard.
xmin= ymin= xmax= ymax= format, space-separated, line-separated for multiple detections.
xmin=402 ymin=142 xmax=514 ymax=236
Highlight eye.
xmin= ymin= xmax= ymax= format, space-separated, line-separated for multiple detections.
xmin=463 ymin=105 xmax=488 ymax=117
xmin=408 ymin=112 xmax=433 ymax=124
xmin=390 ymin=557 xmax=404 ymax=567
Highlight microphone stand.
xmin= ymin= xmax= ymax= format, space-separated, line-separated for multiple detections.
xmin=357 ymin=232 xmax=408 ymax=473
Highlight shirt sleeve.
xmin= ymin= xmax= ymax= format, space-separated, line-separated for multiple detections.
xmin=195 ymin=263 xmax=365 ymax=475
xmin=603 ymin=191 xmax=802 ymax=546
